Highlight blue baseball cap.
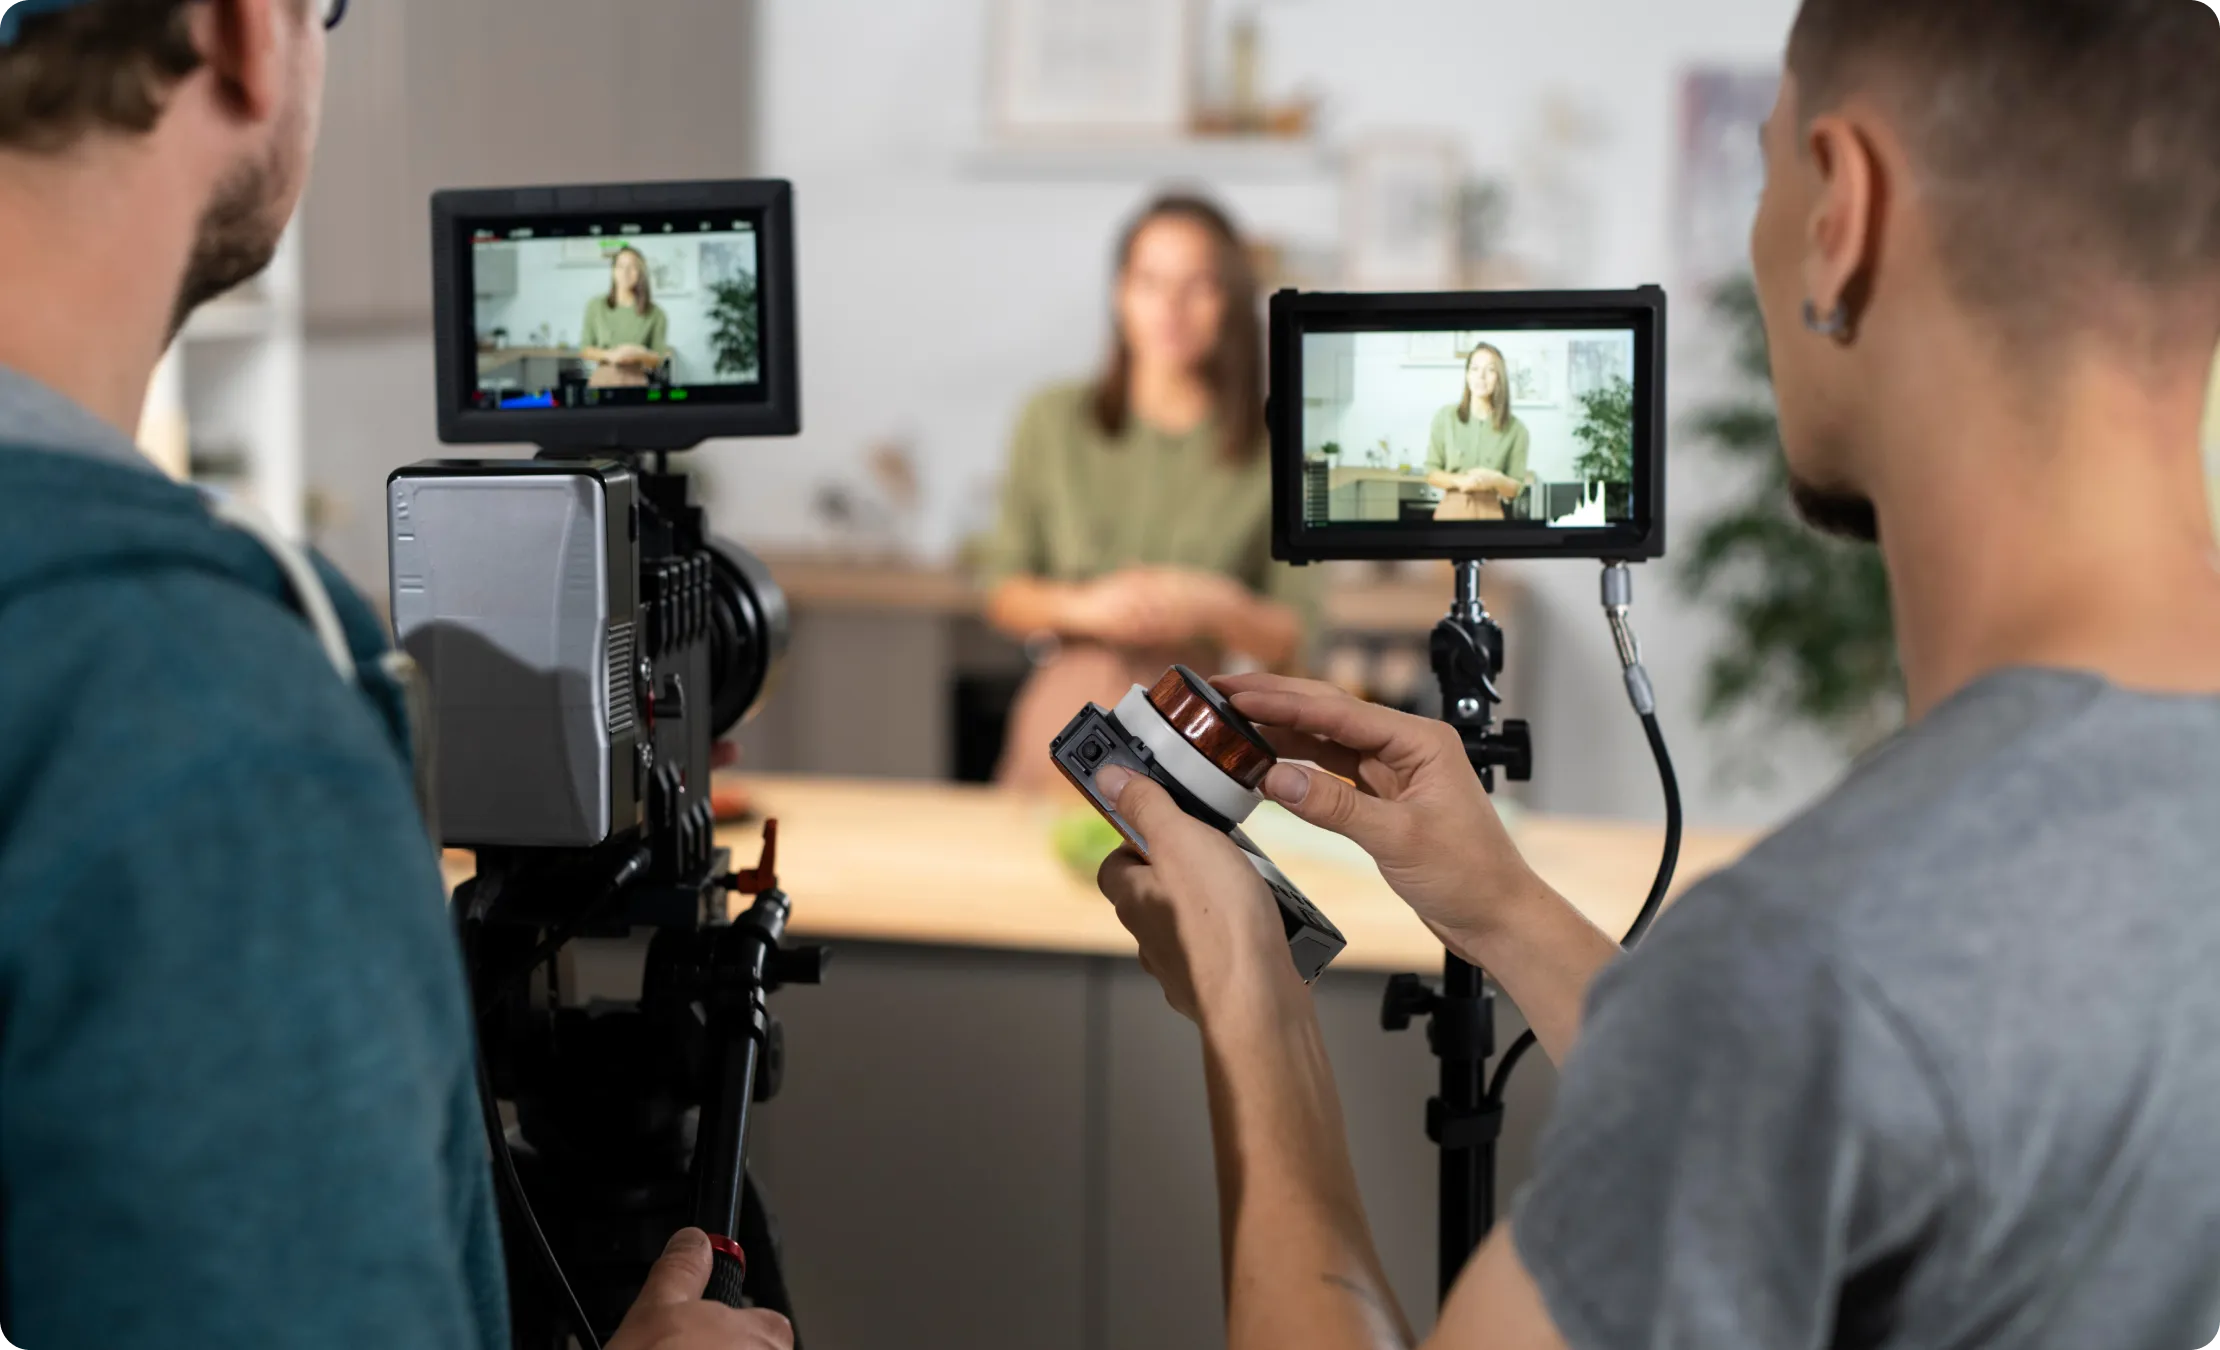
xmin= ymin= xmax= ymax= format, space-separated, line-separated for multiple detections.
xmin=0 ymin=0 xmax=99 ymax=46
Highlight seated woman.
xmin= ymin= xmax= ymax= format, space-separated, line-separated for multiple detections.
xmin=980 ymin=194 xmax=1316 ymax=791
xmin=580 ymin=246 xmax=670 ymax=388
xmin=1426 ymin=343 xmax=1532 ymax=521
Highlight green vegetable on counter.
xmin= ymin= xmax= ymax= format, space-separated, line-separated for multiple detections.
xmin=1052 ymin=809 xmax=1127 ymax=880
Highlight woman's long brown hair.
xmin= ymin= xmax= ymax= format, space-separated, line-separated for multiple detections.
xmin=1457 ymin=343 xmax=1512 ymax=433
xmin=607 ymin=246 xmax=654 ymax=318
xmin=1089 ymin=193 xmax=1264 ymax=465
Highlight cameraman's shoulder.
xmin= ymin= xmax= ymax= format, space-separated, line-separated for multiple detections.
xmin=0 ymin=560 xmax=406 ymax=793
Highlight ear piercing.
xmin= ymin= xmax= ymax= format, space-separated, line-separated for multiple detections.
xmin=1802 ymin=299 xmax=1852 ymax=341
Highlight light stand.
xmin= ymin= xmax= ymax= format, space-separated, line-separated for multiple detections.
xmin=1380 ymin=558 xmax=1531 ymax=1302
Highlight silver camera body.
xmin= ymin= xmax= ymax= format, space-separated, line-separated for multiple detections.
xmin=389 ymin=460 xmax=651 ymax=849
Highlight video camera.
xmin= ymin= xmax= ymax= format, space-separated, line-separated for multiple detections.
xmin=388 ymin=180 xmax=812 ymax=1348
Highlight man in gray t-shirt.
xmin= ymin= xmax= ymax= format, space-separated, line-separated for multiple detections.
xmin=1514 ymin=670 xmax=2220 ymax=1348
xmin=1083 ymin=1 xmax=2220 ymax=1347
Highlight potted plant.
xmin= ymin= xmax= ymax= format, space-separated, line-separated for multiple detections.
xmin=1571 ymin=374 xmax=1635 ymax=519
xmin=1682 ymin=277 xmax=1901 ymax=752
xmin=708 ymin=272 xmax=761 ymax=380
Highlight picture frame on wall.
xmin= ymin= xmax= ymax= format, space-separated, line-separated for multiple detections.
xmin=1344 ymin=138 xmax=1465 ymax=291
xmin=1506 ymin=347 xmax=1558 ymax=409
xmin=1677 ymin=67 xmax=1779 ymax=294
xmin=989 ymin=0 xmax=1197 ymax=139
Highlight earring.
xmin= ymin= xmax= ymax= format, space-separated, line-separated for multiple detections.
xmin=1802 ymin=299 xmax=1852 ymax=341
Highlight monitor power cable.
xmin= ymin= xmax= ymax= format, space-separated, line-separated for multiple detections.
xmin=1484 ymin=562 xmax=1683 ymax=1108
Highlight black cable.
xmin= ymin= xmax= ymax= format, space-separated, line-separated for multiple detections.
xmin=476 ymin=1049 xmax=604 ymax=1350
xmin=1484 ymin=709 xmax=1682 ymax=1106
xmin=1622 ymin=712 xmax=1682 ymax=949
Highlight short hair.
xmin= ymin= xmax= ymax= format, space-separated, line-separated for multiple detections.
xmin=0 ymin=0 xmax=202 ymax=153
xmin=1788 ymin=0 xmax=2220 ymax=343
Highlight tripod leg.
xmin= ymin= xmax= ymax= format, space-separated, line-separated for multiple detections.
xmin=740 ymin=1171 xmax=801 ymax=1346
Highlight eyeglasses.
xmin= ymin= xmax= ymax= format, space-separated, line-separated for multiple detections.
xmin=323 ymin=0 xmax=347 ymax=30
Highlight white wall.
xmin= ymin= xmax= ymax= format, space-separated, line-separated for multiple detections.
xmin=307 ymin=0 xmax=1844 ymax=830
xmin=732 ymin=0 xmax=1834 ymax=831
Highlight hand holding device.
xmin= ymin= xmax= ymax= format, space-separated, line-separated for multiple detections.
xmin=607 ymin=1230 xmax=794 ymax=1350
xmin=1094 ymin=767 xmax=1310 ymax=1024
xmin=1216 ymin=673 xmax=1558 ymax=958
xmin=1051 ymin=665 xmax=1346 ymax=983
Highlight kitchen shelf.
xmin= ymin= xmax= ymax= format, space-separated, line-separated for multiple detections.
xmin=961 ymin=135 xmax=1336 ymax=183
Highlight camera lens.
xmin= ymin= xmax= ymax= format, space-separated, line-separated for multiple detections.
xmin=705 ymin=537 xmax=791 ymax=737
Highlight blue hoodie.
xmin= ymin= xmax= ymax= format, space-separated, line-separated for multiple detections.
xmin=0 ymin=405 xmax=506 ymax=1346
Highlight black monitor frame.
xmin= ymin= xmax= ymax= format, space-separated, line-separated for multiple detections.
xmin=1269 ymin=286 xmax=1666 ymax=563
xmin=432 ymin=179 xmax=800 ymax=452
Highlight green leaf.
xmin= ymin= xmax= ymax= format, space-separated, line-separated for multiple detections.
xmin=1677 ymin=274 xmax=1902 ymax=751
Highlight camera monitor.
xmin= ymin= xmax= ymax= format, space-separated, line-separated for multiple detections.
xmin=432 ymin=179 xmax=799 ymax=451
xmin=1270 ymin=287 xmax=1665 ymax=562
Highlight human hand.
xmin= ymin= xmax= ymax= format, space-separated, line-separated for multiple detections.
xmin=1065 ymin=572 xmax=1178 ymax=645
xmin=1134 ymin=566 xmax=1253 ymax=640
xmin=607 ymin=1229 xmax=794 ymax=1350
xmin=1094 ymin=764 xmax=1307 ymax=1025
xmin=1068 ymin=569 xmax=1231 ymax=647
xmin=1214 ymin=674 xmax=1553 ymax=957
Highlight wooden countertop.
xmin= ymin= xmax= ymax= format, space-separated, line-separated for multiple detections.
xmin=695 ymin=775 xmax=1756 ymax=973
xmin=476 ymin=346 xmax=579 ymax=361
xmin=759 ymin=552 xmax=1510 ymax=636
xmin=1326 ymin=467 xmax=1430 ymax=487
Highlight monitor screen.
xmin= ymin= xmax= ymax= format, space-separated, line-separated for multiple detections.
xmin=1269 ymin=289 xmax=1664 ymax=562
xmin=1300 ymin=327 xmax=1639 ymax=530
xmin=465 ymin=213 xmax=764 ymax=413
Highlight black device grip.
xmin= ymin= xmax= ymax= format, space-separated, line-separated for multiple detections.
xmin=705 ymin=1236 xmax=749 ymax=1309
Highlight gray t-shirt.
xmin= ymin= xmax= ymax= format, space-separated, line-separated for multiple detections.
xmin=1514 ymin=669 xmax=2220 ymax=1350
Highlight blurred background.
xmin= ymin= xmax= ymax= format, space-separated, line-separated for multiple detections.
xmin=132 ymin=2 xmax=2220 ymax=1345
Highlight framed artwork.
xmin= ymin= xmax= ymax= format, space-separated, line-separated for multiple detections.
xmin=1677 ymin=68 xmax=1779 ymax=293
xmin=699 ymin=236 xmax=756 ymax=289
xmin=641 ymin=241 xmax=693 ymax=299
xmin=1506 ymin=347 xmax=1558 ymax=409
xmin=1344 ymin=138 xmax=1465 ymax=291
xmin=1569 ymin=336 xmax=1633 ymax=398
xmin=990 ymin=0 xmax=1196 ymax=137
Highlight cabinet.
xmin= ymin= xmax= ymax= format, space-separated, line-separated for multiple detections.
xmin=1302 ymin=332 xmax=1355 ymax=403
xmin=301 ymin=0 xmax=758 ymax=328
xmin=744 ymin=944 xmax=1561 ymax=1349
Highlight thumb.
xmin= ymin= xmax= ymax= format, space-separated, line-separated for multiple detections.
xmin=635 ymin=1228 xmax=714 ymax=1309
xmin=1261 ymin=763 xmax=1387 ymax=844
xmin=1094 ymin=766 xmax=1192 ymax=848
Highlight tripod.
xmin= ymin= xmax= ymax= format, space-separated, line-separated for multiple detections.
xmin=1380 ymin=558 xmax=1684 ymax=1304
xmin=464 ymin=819 xmax=826 ymax=1348
xmin=1380 ymin=559 xmax=1531 ymax=1302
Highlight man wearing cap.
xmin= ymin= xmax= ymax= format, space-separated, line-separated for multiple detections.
xmin=0 ymin=2 xmax=787 ymax=1346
